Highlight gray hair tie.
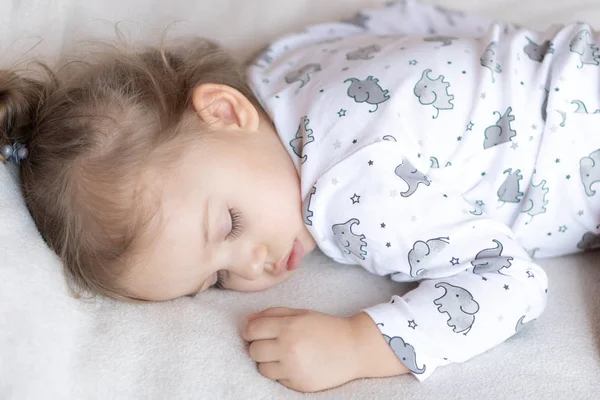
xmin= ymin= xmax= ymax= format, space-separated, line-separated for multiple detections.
xmin=1 ymin=142 xmax=28 ymax=166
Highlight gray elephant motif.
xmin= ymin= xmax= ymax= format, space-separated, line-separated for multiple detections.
xmin=521 ymin=179 xmax=549 ymax=223
xmin=252 ymin=45 xmax=273 ymax=68
xmin=394 ymin=158 xmax=431 ymax=197
xmin=332 ymin=218 xmax=367 ymax=260
xmin=290 ymin=116 xmax=314 ymax=164
xmin=413 ymin=69 xmax=454 ymax=119
xmin=342 ymin=12 xmax=370 ymax=29
xmin=471 ymin=239 xmax=514 ymax=275
xmin=580 ymin=149 xmax=600 ymax=196
xmin=346 ymin=44 xmax=381 ymax=60
xmin=302 ymin=186 xmax=316 ymax=226
xmin=577 ymin=230 xmax=600 ymax=250
xmin=523 ymin=38 xmax=554 ymax=62
xmin=344 ymin=76 xmax=390 ymax=113
xmin=480 ymin=41 xmax=502 ymax=83
xmin=424 ymin=36 xmax=458 ymax=46
xmin=497 ymin=168 xmax=523 ymax=204
xmin=285 ymin=63 xmax=322 ymax=89
xmin=483 ymin=107 xmax=517 ymax=149
xmin=434 ymin=282 xmax=480 ymax=335
xmin=407 ymin=237 xmax=450 ymax=277
xmin=571 ymin=100 xmax=600 ymax=114
xmin=569 ymin=29 xmax=600 ymax=68
xmin=382 ymin=334 xmax=426 ymax=374
xmin=515 ymin=315 xmax=535 ymax=332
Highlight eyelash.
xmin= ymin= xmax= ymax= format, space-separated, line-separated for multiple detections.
xmin=211 ymin=270 xmax=226 ymax=290
xmin=227 ymin=208 xmax=243 ymax=240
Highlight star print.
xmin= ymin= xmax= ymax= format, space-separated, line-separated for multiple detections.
xmin=417 ymin=140 xmax=424 ymax=146
xmin=381 ymin=223 xmax=386 ymax=228
xmin=275 ymin=95 xmax=280 ymax=99
xmin=331 ymin=178 xmax=339 ymax=185
xmin=525 ymin=305 xmax=532 ymax=313
xmin=409 ymin=59 xmax=418 ymax=65
xmin=520 ymin=81 xmax=524 ymax=85
xmin=481 ymin=172 xmax=486 ymax=176
xmin=481 ymin=276 xmax=488 ymax=281
xmin=410 ymin=215 xmax=417 ymax=222
xmin=555 ymin=158 xmax=560 ymax=163
xmin=503 ymin=284 xmax=510 ymax=290
xmin=559 ymin=225 xmax=568 ymax=233
xmin=566 ymin=175 xmax=571 ymax=179
xmin=338 ymin=109 xmax=347 ymax=117
xmin=480 ymin=92 xmax=486 ymax=99
xmin=476 ymin=200 xmax=485 ymax=206
xmin=386 ymin=242 xmax=391 ymax=248
xmin=351 ymin=194 xmax=360 ymax=204
xmin=511 ymin=142 xmax=519 ymax=150
xmin=498 ymin=315 xmax=504 ymax=322
xmin=262 ymin=78 xmax=270 ymax=84
xmin=319 ymin=89 xmax=324 ymax=93
xmin=578 ymin=210 xmax=584 ymax=216
xmin=466 ymin=121 xmax=474 ymax=130
xmin=333 ymin=140 xmax=342 ymax=149
xmin=531 ymin=124 xmax=537 ymax=130
xmin=390 ymin=190 xmax=398 ymax=198
xmin=352 ymin=139 xmax=358 ymax=144
xmin=341 ymin=67 xmax=349 ymax=71
xmin=554 ymin=87 xmax=560 ymax=92
xmin=368 ymin=160 xmax=374 ymax=166
xmin=457 ymin=136 xmax=462 ymax=141
xmin=551 ymin=125 xmax=558 ymax=133
xmin=547 ymin=232 xmax=552 ymax=236
xmin=417 ymin=153 xmax=422 ymax=158
xmin=443 ymin=194 xmax=448 ymax=198
xmin=462 ymin=70 xmax=467 ymax=74
xmin=408 ymin=320 xmax=418 ymax=329
xmin=450 ymin=257 xmax=459 ymax=265
xmin=527 ymin=271 xmax=535 ymax=278
xmin=529 ymin=136 xmax=534 ymax=141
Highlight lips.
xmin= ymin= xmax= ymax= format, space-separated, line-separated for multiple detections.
xmin=275 ymin=239 xmax=304 ymax=275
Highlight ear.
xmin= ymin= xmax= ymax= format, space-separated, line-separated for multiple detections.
xmin=192 ymin=84 xmax=260 ymax=131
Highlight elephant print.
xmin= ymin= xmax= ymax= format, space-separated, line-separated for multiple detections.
xmin=344 ymin=75 xmax=390 ymax=112
xmin=346 ymin=44 xmax=381 ymax=60
xmin=521 ymin=179 xmax=549 ymax=223
xmin=332 ymin=218 xmax=368 ymax=260
xmin=523 ymin=38 xmax=554 ymax=62
xmin=580 ymin=149 xmax=600 ymax=196
xmin=289 ymin=116 xmax=315 ymax=164
xmin=302 ymin=186 xmax=316 ymax=226
xmin=569 ymin=29 xmax=600 ymax=68
xmin=572 ymin=100 xmax=600 ymax=114
xmin=497 ymin=168 xmax=523 ymax=204
xmin=577 ymin=230 xmax=600 ymax=250
xmin=480 ymin=41 xmax=503 ymax=83
xmin=407 ymin=237 xmax=450 ymax=277
xmin=394 ymin=158 xmax=431 ymax=197
xmin=285 ymin=63 xmax=322 ymax=89
xmin=483 ymin=107 xmax=517 ymax=149
xmin=434 ymin=282 xmax=480 ymax=335
xmin=471 ymin=239 xmax=514 ymax=275
xmin=413 ymin=69 xmax=454 ymax=119
xmin=424 ymin=36 xmax=458 ymax=46
xmin=382 ymin=334 xmax=426 ymax=374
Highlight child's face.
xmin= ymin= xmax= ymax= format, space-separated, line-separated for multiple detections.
xmin=119 ymin=85 xmax=316 ymax=301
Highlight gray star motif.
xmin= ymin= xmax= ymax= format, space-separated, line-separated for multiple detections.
xmin=559 ymin=225 xmax=567 ymax=233
xmin=466 ymin=121 xmax=474 ymax=131
xmin=408 ymin=320 xmax=417 ymax=329
xmin=504 ymin=284 xmax=510 ymax=290
xmin=450 ymin=257 xmax=459 ymax=265
xmin=480 ymin=92 xmax=486 ymax=99
xmin=390 ymin=190 xmax=398 ymax=198
xmin=333 ymin=140 xmax=342 ymax=149
xmin=409 ymin=59 xmax=418 ymax=65
xmin=511 ymin=142 xmax=519 ymax=150
xmin=351 ymin=194 xmax=360 ymax=204
xmin=338 ymin=109 xmax=346 ymax=117
xmin=476 ymin=200 xmax=485 ymax=206
xmin=332 ymin=178 xmax=339 ymax=185
xmin=578 ymin=210 xmax=584 ymax=216
xmin=527 ymin=271 xmax=535 ymax=278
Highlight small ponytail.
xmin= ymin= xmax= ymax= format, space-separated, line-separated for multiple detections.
xmin=0 ymin=68 xmax=52 ymax=149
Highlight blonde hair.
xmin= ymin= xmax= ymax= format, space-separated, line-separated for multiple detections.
xmin=0 ymin=38 xmax=262 ymax=301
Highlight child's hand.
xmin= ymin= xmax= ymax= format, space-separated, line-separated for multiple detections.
xmin=242 ymin=307 xmax=362 ymax=393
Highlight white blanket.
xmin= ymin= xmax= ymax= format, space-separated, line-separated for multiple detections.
xmin=1 ymin=1 xmax=599 ymax=399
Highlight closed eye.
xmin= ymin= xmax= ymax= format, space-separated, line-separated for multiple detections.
xmin=227 ymin=208 xmax=243 ymax=240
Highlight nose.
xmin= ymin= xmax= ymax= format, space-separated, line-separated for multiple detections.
xmin=233 ymin=244 xmax=268 ymax=281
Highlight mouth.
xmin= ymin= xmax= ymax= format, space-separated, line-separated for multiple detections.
xmin=274 ymin=239 xmax=304 ymax=275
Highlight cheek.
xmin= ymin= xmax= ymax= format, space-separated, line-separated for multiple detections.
xmin=224 ymin=272 xmax=293 ymax=292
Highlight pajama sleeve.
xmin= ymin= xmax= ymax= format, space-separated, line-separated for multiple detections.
xmin=305 ymin=141 xmax=548 ymax=381
xmin=350 ymin=0 xmax=504 ymax=37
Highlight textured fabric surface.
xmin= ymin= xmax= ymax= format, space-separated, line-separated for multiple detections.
xmin=1 ymin=1 xmax=599 ymax=399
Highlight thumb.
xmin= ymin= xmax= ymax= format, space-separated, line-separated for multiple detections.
xmin=246 ymin=307 xmax=306 ymax=321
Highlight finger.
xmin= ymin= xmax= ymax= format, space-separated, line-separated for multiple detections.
xmin=243 ymin=316 xmax=283 ymax=341
xmin=248 ymin=339 xmax=280 ymax=363
xmin=246 ymin=307 xmax=305 ymax=321
xmin=257 ymin=361 xmax=286 ymax=381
